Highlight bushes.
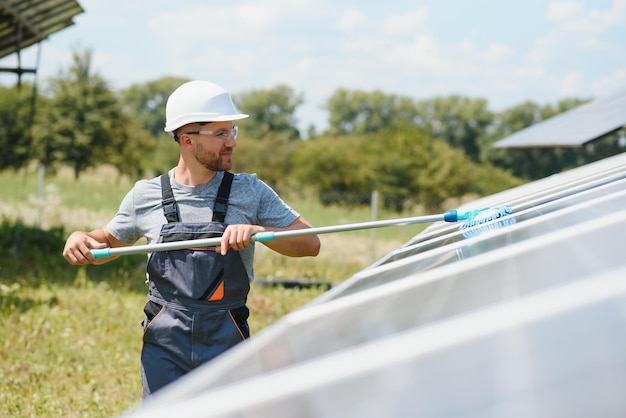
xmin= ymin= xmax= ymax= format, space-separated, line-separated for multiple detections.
xmin=292 ymin=124 xmax=524 ymax=212
xmin=0 ymin=219 xmax=146 ymax=292
xmin=0 ymin=218 xmax=66 ymax=257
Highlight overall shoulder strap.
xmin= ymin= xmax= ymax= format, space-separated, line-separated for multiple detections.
xmin=160 ymin=173 xmax=180 ymax=223
xmin=213 ymin=172 xmax=234 ymax=223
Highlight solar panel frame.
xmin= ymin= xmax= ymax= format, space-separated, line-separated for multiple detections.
xmin=493 ymin=90 xmax=626 ymax=148
xmin=0 ymin=0 xmax=84 ymax=60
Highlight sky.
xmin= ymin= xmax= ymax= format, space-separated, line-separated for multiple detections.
xmin=1 ymin=0 xmax=625 ymax=133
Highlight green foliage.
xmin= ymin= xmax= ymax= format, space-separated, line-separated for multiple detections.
xmin=236 ymin=85 xmax=304 ymax=140
xmin=234 ymin=134 xmax=298 ymax=192
xmin=0 ymin=49 xmax=614 ymax=204
xmin=120 ymin=76 xmax=190 ymax=137
xmin=325 ymin=88 xmax=418 ymax=136
xmin=471 ymin=163 xmax=524 ymax=195
xmin=102 ymin=115 xmax=156 ymax=179
xmin=33 ymin=48 xmax=155 ymax=179
xmin=0 ymin=84 xmax=37 ymax=170
xmin=291 ymin=134 xmax=373 ymax=205
xmin=370 ymin=125 xmax=477 ymax=209
xmin=324 ymin=90 xmax=493 ymax=164
xmin=294 ymin=124 xmax=519 ymax=211
xmin=143 ymin=135 xmax=181 ymax=176
xmin=35 ymin=49 xmax=116 ymax=176
xmin=0 ymin=218 xmax=147 ymax=290
xmin=415 ymin=95 xmax=494 ymax=162
xmin=0 ymin=218 xmax=65 ymax=257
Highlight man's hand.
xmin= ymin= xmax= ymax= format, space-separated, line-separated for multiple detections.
xmin=217 ymin=224 xmax=264 ymax=256
xmin=62 ymin=231 xmax=108 ymax=265
xmin=216 ymin=217 xmax=320 ymax=258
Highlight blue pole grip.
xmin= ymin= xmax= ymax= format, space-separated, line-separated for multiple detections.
xmin=254 ymin=231 xmax=275 ymax=242
xmin=443 ymin=210 xmax=459 ymax=222
xmin=91 ymin=248 xmax=111 ymax=259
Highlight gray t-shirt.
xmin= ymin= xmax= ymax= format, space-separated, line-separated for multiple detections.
xmin=107 ymin=169 xmax=300 ymax=281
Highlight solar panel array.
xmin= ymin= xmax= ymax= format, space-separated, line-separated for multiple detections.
xmin=0 ymin=0 xmax=84 ymax=60
xmin=494 ymin=90 xmax=626 ymax=148
xmin=122 ymin=152 xmax=626 ymax=418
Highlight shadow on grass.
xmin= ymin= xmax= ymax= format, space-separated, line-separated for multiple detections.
xmin=0 ymin=219 xmax=148 ymax=295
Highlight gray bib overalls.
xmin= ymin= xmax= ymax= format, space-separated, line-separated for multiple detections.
xmin=140 ymin=172 xmax=250 ymax=397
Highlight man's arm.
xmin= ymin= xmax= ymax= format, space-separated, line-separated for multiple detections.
xmin=63 ymin=227 xmax=134 ymax=265
xmin=218 ymin=216 xmax=320 ymax=257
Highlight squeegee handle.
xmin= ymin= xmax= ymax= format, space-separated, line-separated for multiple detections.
xmin=91 ymin=208 xmax=492 ymax=259
xmin=92 ymin=213 xmax=450 ymax=258
xmin=91 ymin=236 xmax=224 ymax=258
xmin=256 ymin=213 xmax=451 ymax=242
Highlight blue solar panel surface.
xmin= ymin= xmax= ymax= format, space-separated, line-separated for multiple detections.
xmin=494 ymin=90 xmax=626 ymax=148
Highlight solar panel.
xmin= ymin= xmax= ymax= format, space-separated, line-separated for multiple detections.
xmin=121 ymin=152 xmax=626 ymax=418
xmin=0 ymin=0 xmax=84 ymax=60
xmin=493 ymin=90 xmax=626 ymax=148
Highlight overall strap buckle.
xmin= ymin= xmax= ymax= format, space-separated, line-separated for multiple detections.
xmin=160 ymin=173 xmax=180 ymax=223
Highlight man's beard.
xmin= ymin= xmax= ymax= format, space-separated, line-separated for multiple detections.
xmin=194 ymin=142 xmax=232 ymax=171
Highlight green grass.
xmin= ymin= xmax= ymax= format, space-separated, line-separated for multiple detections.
xmin=0 ymin=278 xmax=144 ymax=417
xmin=0 ymin=264 xmax=324 ymax=417
xmin=0 ymin=165 xmax=432 ymax=416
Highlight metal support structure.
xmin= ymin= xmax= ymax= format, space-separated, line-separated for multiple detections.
xmin=0 ymin=21 xmax=38 ymax=86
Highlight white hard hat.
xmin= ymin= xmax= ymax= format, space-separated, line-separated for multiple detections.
xmin=164 ymin=80 xmax=249 ymax=132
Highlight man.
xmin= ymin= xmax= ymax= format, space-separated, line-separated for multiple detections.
xmin=62 ymin=80 xmax=320 ymax=397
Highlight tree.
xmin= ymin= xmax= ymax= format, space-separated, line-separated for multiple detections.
xmin=0 ymin=84 xmax=37 ymax=170
xmin=324 ymin=90 xmax=495 ymax=165
xmin=325 ymin=89 xmax=418 ymax=136
xmin=293 ymin=123 xmax=520 ymax=211
xmin=235 ymin=85 xmax=304 ymax=140
xmin=34 ymin=48 xmax=153 ymax=178
xmin=291 ymin=134 xmax=374 ymax=205
xmin=102 ymin=114 xmax=156 ymax=178
xmin=482 ymin=100 xmax=544 ymax=176
xmin=414 ymin=95 xmax=493 ymax=162
xmin=234 ymin=134 xmax=298 ymax=192
xmin=366 ymin=124 xmax=479 ymax=211
xmin=120 ymin=76 xmax=189 ymax=137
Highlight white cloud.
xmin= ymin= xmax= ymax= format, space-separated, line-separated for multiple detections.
xmin=547 ymin=0 xmax=626 ymax=34
xmin=514 ymin=66 xmax=546 ymax=79
xmin=526 ymin=1 xmax=622 ymax=68
xmin=387 ymin=35 xmax=443 ymax=74
xmin=525 ymin=35 xmax=558 ymax=65
xmin=560 ymin=69 xmax=584 ymax=95
xmin=592 ymin=67 xmax=626 ymax=95
xmin=457 ymin=41 xmax=512 ymax=65
xmin=577 ymin=36 xmax=611 ymax=51
xmin=547 ymin=1 xmax=584 ymax=22
xmin=382 ymin=7 xmax=429 ymax=36
xmin=336 ymin=8 xmax=368 ymax=31
xmin=237 ymin=3 xmax=275 ymax=31
xmin=522 ymin=0 xmax=625 ymax=101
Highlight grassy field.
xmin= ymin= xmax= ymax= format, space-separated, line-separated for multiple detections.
xmin=0 ymin=165 xmax=429 ymax=417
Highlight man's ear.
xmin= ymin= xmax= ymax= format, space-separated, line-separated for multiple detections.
xmin=179 ymin=132 xmax=193 ymax=148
